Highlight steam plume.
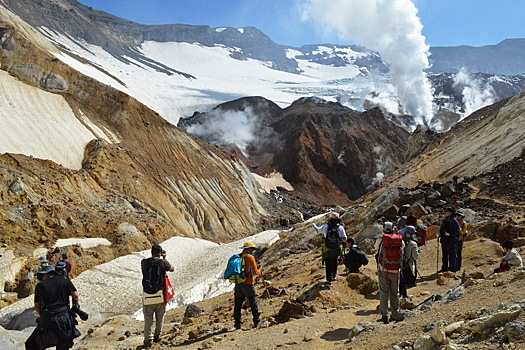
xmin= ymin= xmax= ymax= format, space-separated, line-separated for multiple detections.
xmin=453 ymin=69 xmax=496 ymax=119
xmin=303 ymin=0 xmax=434 ymax=124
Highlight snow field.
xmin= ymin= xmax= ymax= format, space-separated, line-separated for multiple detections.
xmin=0 ymin=71 xmax=112 ymax=169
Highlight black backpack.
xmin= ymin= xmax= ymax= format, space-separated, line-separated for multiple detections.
xmin=325 ymin=223 xmax=342 ymax=249
xmin=142 ymin=258 xmax=164 ymax=294
xmin=55 ymin=261 xmax=67 ymax=277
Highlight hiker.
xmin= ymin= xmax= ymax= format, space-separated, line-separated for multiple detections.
xmin=395 ymin=216 xmax=407 ymax=230
xmin=455 ymin=211 xmax=469 ymax=270
xmin=25 ymin=265 xmax=81 ymax=350
xmin=453 ymin=175 xmax=459 ymax=186
xmin=399 ymin=225 xmax=419 ymax=299
xmin=494 ymin=240 xmax=523 ymax=273
xmin=343 ymin=237 xmax=368 ymax=273
xmin=141 ymin=244 xmax=174 ymax=348
xmin=233 ymin=241 xmax=261 ymax=329
xmin=375 ymin=222 xmax=404 ymax=324
xmin=313 ymin=212 xmax=347 ymax=284
xmin=398 ymin=215 xmax=418 ymax=234
xmin=438 ymin=207 xmax=460 ymax=273
xmin=56 ymin=253 xmax=72 ymax=278
xmin=37 ymin=256 xmax=49 ymax=273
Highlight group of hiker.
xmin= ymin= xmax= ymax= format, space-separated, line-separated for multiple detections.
xmin=27 ymin=205 xmax=524 ymax=349
xmin=35 ymin=253 xmax=72 ymax=279
xmin=314 ymin=206 xmax=523 ymax=325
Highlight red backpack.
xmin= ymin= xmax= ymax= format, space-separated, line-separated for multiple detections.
xmin=378 ymin=233 xmax=403 ymax=270
xmin=416 ymin=225 xmax=428 ymax=247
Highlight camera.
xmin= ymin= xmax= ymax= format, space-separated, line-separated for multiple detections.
xmin=70 ymin=303 xmax=89 ymax=321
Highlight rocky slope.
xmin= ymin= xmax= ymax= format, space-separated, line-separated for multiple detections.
xmin=179 ymin=97 xmax=410 ymax=205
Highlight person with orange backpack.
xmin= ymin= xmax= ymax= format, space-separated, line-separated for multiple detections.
xmin=375 ymin=222 xmax=405 ymax=324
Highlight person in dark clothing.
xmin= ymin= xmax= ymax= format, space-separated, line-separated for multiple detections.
xmin=141 ymin=244 xmax=174 ymax=348
xmin=313 ymin=212 xmax=347 ymax=284
xmin=438 ymin=207 xmax=461 ymax=272
xmin=25 ymin=265 xmax=80 ymax=350
xmin=343 ymin=238 xmax=368 ymax=273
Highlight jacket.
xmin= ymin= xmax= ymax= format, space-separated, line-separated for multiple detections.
xmin=242 ymin=253 xmax=261 ymax=285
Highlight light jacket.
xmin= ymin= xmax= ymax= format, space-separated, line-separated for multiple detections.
xmin=242 ymin=253 xmax=261 ymax=285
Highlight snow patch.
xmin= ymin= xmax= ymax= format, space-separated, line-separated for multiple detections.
xmin=53 ymin=238 xmax=112 ymax=249
xmin=0 ymin=71 xmax=109 ymax=169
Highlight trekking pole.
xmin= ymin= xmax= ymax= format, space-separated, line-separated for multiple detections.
xmin=410 ymin=295 xmax=435 ymax=310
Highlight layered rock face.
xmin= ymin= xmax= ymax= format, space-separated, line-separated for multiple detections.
xmin=180 ymin=97 xmax=410 ymax=205
xmin=0 ymin=5 xmax=267 ymax=296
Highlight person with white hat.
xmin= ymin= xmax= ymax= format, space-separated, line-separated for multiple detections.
xmin=36 ymin=256 xmax=49 ymax=273
xmin=233 ymin=241 xmax=261 ymax=329
xmin=312 ymin=212 xmax=347 ymax=284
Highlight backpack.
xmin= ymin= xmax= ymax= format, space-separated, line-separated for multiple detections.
xmin=223 ymin=254 xmax=247 ymax=284
xmin=325 ymin=224 xmax=342 ymax=249
xmin=142 ymin=259 xmax=164 ymax=294
xmin=378 ymin=233 xmax=403 ymax=270
xmin=416 ymin=224 xmax=428 ymax=247
xmin=55 ymin=261 xmax=68 ymax=277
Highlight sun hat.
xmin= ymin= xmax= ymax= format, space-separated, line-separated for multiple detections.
xmin=383 ymin=222 xmax=393 ymax=233
xmin=37 ymin=256 xmax=48 ymax=263
xmin=36 ymin=265 xmax=56 ymax=276
xmin=445 ymin=207 xmax=454 ymax=213
xmin=239 ymin=241 xmax=257 ymax=250
xmin=328 ymin=212 xmax=340 ymax=219
xmin=455 ymin=211 xmax=465 ymax=217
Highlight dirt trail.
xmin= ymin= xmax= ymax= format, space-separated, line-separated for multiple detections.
xmin=468 ymin=182 xmax=525 ymax=211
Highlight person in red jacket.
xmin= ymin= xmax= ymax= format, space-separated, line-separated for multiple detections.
xmin=233 ymin=241 xmax=261 ymax=330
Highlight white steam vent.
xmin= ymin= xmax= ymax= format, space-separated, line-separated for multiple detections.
xmin=303 ymin=0 xmax=434 ymax=124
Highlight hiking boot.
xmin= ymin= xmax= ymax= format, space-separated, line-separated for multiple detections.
xmin=438 ymin=268 xmax=448 ymax=273
xmin=390 ymin=313 xmax=405 ymax=322
xmin=234 ymin=323 xmax=241 ymax=330
xmin=379 ymin=316 xmax=389 ymax=324
xmin=153 ymin=334 xmax=161 ymax=343
xmin=143 ymin=339 xmax=152 ymax=348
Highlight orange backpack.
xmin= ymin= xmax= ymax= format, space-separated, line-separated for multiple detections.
xmin=378 ymin=233 xmax=403 ymax=270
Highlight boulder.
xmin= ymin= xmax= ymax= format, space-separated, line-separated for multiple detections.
xmin=504 ymin=322 xmax=525 ymax=342
xmin=0 ymin=308 xmax=37 ymax=331
xmin=405 ymin=203 xmax=429 ymax=218
xmin=382 ymin=205 xmax=399 ymax=220
xmin=184 ymin=304 xmax=203 ymax=318
xmin=346 ymin=273 xmax=378 ymax=295
xmin=464 ymin=305 xmax=521 ymax=334
xmin=475 ymin=221 xmax=501 ymax=238
xmin=277 ymin=301 xmax=311 ymax=322
xmin=413 ymin=335 xmax=438 ymax=350
xmin=444 ymin=321 xmax=464 ymax=335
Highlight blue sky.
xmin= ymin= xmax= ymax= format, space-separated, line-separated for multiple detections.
xmin=78 ymin=0 xmax=524 ymax=48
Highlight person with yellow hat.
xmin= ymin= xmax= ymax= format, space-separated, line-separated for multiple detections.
xmin=233 ymin=241 xmax=261 ymax=329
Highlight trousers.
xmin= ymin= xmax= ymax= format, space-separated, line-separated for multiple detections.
xmin=233 ymin=283 xmax=260 ymax=326
xmin=143 ymin=302 xmax=166 ymax=342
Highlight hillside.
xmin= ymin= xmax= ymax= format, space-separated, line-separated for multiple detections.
xmin=179 ymin=96 xmax=410 ymax=205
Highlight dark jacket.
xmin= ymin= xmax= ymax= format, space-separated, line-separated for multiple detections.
xmin=439 ymin=216 xmax=460 ymax=241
